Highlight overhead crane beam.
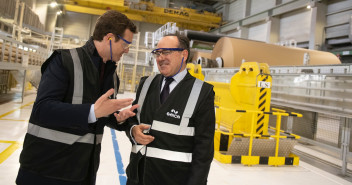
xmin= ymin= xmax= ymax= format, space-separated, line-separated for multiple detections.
xmin=64 ymin=4 xmax=143 ymax=21
xmin=63 ymin=0 xmax=221 ymax=31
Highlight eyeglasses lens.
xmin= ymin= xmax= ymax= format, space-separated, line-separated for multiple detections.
xmin=152 ymin=50 xmax=173 ymax=57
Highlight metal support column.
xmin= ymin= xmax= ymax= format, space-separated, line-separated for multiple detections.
xmin=308 ymin=1 xmax=326 ymax=50
xmin=21 ymin=70 xmax=27 ymax=103
xmin=18 ymin=2 xmax=25 ymax=42
xmin=12 ymin=0 xmax=20 ymax=39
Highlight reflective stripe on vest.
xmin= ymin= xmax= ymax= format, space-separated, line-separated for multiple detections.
xmin=131 ymin=145 xmax=192 ymax=163
xmin=147 ymin=147 xmax=192 ymax=163
xmin=69 ymin=49 xmax=84 ymax=104
xmin=151 ymin=120 xmax=194 ymax=136
xmin=136 ymin=75 xmax=156 ymax=123
xmin=133 ymin=75 xmax=156 ymax=157
xmin=131 ymin=144 xmax=146 ymax=155
xmin=27 ymin=123 xmax=103 ymax=145
xmin=180 ymin=79 xmax=203 ymax=127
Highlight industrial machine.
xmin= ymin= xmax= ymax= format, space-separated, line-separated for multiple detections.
xmin=63 ymin=0 xmax=221 ymax=31
xmin=187 ymin=62 xmax=302 ymax=166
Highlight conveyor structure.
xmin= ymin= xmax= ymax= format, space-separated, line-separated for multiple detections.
xmin=0 ymin=33 xmax=47 ymax=100
xmin=187 ymin=62 xmax=302 ymax=166
xmin=0 ymin=34 xmax=47 ymax=69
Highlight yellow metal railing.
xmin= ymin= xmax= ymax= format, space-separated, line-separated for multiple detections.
xmin=215 ymin=108 xmax=302 ymax=166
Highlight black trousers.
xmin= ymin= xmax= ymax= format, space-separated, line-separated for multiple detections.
xmin=16 ymin=168 xmax=94 ymax=185
xmin=127 ymin=158 xmax=145 ymax=185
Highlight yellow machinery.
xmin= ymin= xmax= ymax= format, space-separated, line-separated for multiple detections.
xmin=188 ymin=62 xmax=302 ymax=166
xmin=186 ymin=63 xmax=204 ymax=81
xmin=63 ymin=0 xmax=221 ymax=31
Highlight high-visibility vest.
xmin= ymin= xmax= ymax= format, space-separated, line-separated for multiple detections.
xmin=19 ymin=47 xmax=114 ymax=182
xmin=127 ymin=73 xmax=208 ymax=185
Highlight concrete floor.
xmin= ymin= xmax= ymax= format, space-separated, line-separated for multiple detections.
xmin=0 ymin=91 xmax=351 ymax=185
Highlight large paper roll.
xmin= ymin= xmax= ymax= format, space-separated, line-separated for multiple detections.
xmin=211 ymin=37 xmax=341 ymax=67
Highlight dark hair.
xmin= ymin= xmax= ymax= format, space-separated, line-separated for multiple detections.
xmin=164 ymin=32 xmax=191 ymax=63
xmin=92 ymin=10 xmax=137 ymax=42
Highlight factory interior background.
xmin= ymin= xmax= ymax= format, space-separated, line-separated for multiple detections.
xmin=1 ymin=0 xmax=352 ymax=184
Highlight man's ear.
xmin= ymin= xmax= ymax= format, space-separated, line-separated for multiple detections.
xmin=182 ymin=49 xmax=189 ymax=62
xmin=105 ymin=33 xmax=115 ymax=42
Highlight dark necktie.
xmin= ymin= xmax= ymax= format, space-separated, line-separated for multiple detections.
xmin=160 ymin=77 xmax=174 ymax=104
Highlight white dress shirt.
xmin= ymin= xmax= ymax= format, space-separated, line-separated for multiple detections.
xmin=160 ymin=68 xmax=187 ymax=93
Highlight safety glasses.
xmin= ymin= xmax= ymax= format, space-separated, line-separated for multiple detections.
xmin=151 ymin=48 xmax=184 ymax=57
xmin=117 ymin=35 xmax=132 ymax=49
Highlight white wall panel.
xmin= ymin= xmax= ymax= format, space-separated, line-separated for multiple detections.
xmin=326 ymin=10 xmax=352 ymax=26
xmin=63 ymin=12 xmax=92 ymax=40
xmin=250 ymin=0 xmax=275 ymax=15
xmin=226 ymin=30 xmax=240 ymax=38
xmin=228 ymin=0 xmax=246 ymax=21
xmin=279 ymin=9 xmax=311 ymax=43
xmin=326 ymin=24 xmax=350 ymax=38
xmin=281 ymin=0 xmax=294 ymax=4
xmin=327 ymin=0 xmax=352 ymax=14
xmin=248 ymin=22 xmax=268 ymax=42
xmin=326 ymin=0 xmax=352 ymax=41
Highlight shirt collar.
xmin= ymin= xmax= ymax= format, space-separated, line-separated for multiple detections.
xmin=83 ymin=37 xmax=114 ymax=68
xmin=165 ymin=68 xmax=187 ymax=83
xmin=82 ymin=37 xmax=96 ymax=56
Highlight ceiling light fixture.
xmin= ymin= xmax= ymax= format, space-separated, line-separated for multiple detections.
xmin=50 ymin=1 xmax=57 ymax=8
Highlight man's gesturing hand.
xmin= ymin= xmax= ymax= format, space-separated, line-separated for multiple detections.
xmin=114 ymin=104 xmax=139 ymax=123
xmin=94 ymin=89 xmax=133 ymax=118
xmin=132 ymin=124 xmax=155 ymax=145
